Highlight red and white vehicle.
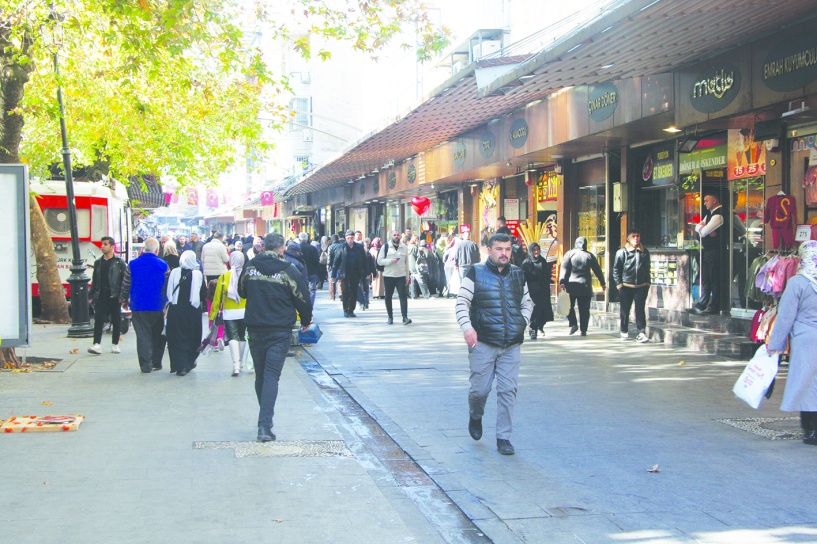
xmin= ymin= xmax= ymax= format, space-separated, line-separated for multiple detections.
xmin=30 ymin=179 xmax=132 ymax=303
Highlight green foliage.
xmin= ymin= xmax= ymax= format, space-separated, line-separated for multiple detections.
xmin=2 ymin=0 xmax=450 ymax=187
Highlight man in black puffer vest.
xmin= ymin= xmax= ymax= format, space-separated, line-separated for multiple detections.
xmin=455 ymin=233 xmax=533 ymax=456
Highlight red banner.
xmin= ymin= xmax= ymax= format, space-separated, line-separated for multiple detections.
xmin=205 ymin=189 xmax=218 ymax=208
xmin=187 ymin=188 xmax=199 ymax=206
xmin=261 ymin=190 xmax=275 ymax=206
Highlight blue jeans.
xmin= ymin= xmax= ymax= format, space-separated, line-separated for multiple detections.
xmin=307 ymin=274 xmax=318 ymax=306
xmin=248 ymin=329 xmax=291 ymax=430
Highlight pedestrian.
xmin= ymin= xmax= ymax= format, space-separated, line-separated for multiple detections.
xmin=246 ymin=236 xmax=263 ymax=261
xmin=238 ymin=232 xmax=313 ymax=442
xmin=333 ymin=229 xmax=368 ymax=318
xmin=443 ymin=233 xmax=460 ymax=297
xmin=613 ymin=229 xmax=651 ymax=343
xmin=210 ymin=251 xmax=250 ymax=377
xmin=165 ymin=251 xmax=208 ymax=376
xmin=768 ymin=240 xmax=817 ymax=446
xmin=495 ymin=216 xmax=512 ymax=236
xmin=377 ymin=229 xmax=412 ymax=324
xmin=162 ymin=239 xmax=180 ymax=271
xmin=424 ymin=241 xmax=441 ymax=296
xmin=189 ymin=232 xmax=204 ymax=261
xmin=370 ymin=237 xmax=385 ymax=299
xmin=88 ymin=236 xmax=126 ymax=355
xmin=692 ymin=193 xmax=728 ymax=314
xmin=299 ymin=232 xmax=320 ymax=305
xmin=284 ymin=241 xmax=307 ymax=279
xmin=559 ymin=237 xmax=606 ymax=336
xmin=201 ymin=231 xmax=229 ymax=283
xmin=454 ymin=231 xmax=481 ymax=281
xmin=327 ymin=234 xmax=344 ymax=301
xmin=317 ymin=236 xmax=330 ymax=290
xmin=408 ymin=237 xmax=431 ymax=299
xmin=521 ymin=242 xmax=554 ymax=340
xmin=177 ymin=235 xmax=192 ymax=253
xmin=456 ymin=233 xmax=533 ymax=456
xmin=120 ymin=237 xmax=168 ymax=373
xmin=357 ymin=238 xmax=375 ymax=311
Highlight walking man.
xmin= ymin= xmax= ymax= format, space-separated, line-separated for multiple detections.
xmin=298 ymin=232 xmax=320 ymax=306
xmin=454 ymin=231 xmax=481 ymax=281
xmin=202 ymin=231 xmax=229 ymax=282
xmin=238 ymin=233 xmax=313 ymax=442
xmin=333 ymin=229 xmax=368 ymax=317
xmin=613 ymin=229 xmax=651 ymax=342
xmin=456 ymin=233 xmax=533 ymax=455
xmin=120 ymin=237 xmax=168 ymax=373
xmin=88 ymin=236 xmax=126 ymax=355
xmin=377 ymin=230 xmax=412 ymax=324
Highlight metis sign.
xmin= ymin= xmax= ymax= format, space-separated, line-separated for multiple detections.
xmin=689 ymin=64 xmax=741 ymax=113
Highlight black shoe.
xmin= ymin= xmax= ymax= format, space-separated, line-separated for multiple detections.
xmin=348 ymin=312 xmax=357 ymax=317
xmin=580 ymin=331 xmax=587 ymax=336
xmin=497 ymin=439 xmax=515 ymax=455
xmin=468 ymin=417 xmax=482 ymax=441
xmin=140 ymin=367 xmax=152 ymax=374
xmin=257 ymin=427 xmax=276 ymax=442
xmin=529 ymin=329 xmax=537 ymax=340
xmin=343 ymin=312 xmax=349 ymax=317
xmin=152 ymin=365 xmax=162 ymax=371
xmin=387 ymin=317 xmax=393 ymax=324
xmin=403 ymin=317 xmax=412 ymax=325
xmin=569 ymin=325 xmax=579 ymax=335
xmin=177 ymin=368 xmax=189 ymax=376
xmin=701 ymin=307 xmax=719 ymax=315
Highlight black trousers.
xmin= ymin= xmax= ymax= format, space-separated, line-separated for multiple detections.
xmin=341 ymin=273 xmax=361 ymax=314
xmin=698 ymin=249 xmax=727 ymax=311
xmin=566 ymin=294 xmax=591 ymax=333
xmin=131 ymin=311 xmax=166 ymax=371
xmin=384 ymin=276 xmax=409 ymax=319
xmin=619 ymin=285 xmax=649 ymax=333
xmin=93 ymin=296 xmax=121 ymax=345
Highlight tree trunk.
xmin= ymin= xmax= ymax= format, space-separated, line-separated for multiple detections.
xmin=30 ymin=194 xmax=71 ymax=323
xmin=0 ymin=347 xmax=20 ymax=369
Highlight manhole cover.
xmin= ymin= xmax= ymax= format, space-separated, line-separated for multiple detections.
xmin=715 ymin=417 xmax=802 ymax=440
xmin=193 ymin=439 xmax=352 ymax=458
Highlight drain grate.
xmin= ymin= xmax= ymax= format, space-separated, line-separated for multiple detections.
xmin=194 ymin=439 xmax=352 ymax=458
xmin=715 ymin=417 xmax=802 ymax=440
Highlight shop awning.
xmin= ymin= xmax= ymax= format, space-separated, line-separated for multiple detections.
xmin=284 ymin=0 xmax=817 ymax=198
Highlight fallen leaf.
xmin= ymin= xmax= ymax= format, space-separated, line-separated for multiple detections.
xmin=678 ymin=361 xmax=685 ymax=365
xmin=273 ymin=519 xmax=284 ymax=523
xmin=70 ymin=348 xmax=79 ymax=354
xmin=648 ymin=464 xmax=660 ymax=473
xmin=41 ymin=401 xmax=52 ymax=406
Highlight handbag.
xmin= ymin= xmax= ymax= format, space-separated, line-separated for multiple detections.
xmin=555 ymin=289 xmax=570 ymax=317
xmin=733 ymin=344 xmax=779 ymax=409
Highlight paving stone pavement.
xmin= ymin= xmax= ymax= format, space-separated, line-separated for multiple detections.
xmin=3 ymin=290 xmax=817 ymax=544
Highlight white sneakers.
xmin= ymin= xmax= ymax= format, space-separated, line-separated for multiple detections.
xmin=636 ymin=332 xmax=649 ymax=343
xmin=620 ymin=332 xmax=629 ymax=340
xmin=88 ymin=344 xmax=120 ymax=354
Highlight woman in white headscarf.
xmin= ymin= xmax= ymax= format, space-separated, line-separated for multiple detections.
xmin=768 ymin=240 xmax=817 ymax=445
xmin=210 ymin=251 xmax=249 ymax=376
xmin=165 ymin=250 xmax=207 ymax=376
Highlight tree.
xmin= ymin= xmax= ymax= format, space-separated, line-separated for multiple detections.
xmin=0 ymin=0 xmax=449 ymax=343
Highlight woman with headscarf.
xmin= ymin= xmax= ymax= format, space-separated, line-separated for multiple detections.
xmin=370 ymin=237 xmax=385 ymax=299
xmin=522 ymin=242 xmax=554 ymax=339
xmin=558 ymin=237 xmax=606 ymax=337
xmin=210 ymin=251 xmax=249 ymax=377
xmin=165 ymin=250 xmax=208 ymax=376
xmin=768 ymin=240 xmax=817 ymax=446
xmin=162 ymin=239 xmax=180 ymax=271
xmin=317 ymin=236 xmax=329 ymax=290
xmin=246 ymin=237 xmax=263 ymax=261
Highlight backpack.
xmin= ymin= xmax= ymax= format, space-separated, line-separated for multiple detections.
xmin=376 ymin=244 xmax=388 ymax=272
xmin=416 ymin=251 xmax=429 ymax=275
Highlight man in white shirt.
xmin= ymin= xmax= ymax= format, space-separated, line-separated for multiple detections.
xmin=693 ymin=194 xmax=727 ymax=315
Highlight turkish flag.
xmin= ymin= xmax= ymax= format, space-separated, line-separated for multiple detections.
xmin=261 ymin=191 xmax=274 ymax=206
xmin=187 ymin=188 xmax=199 ymax=206
xmin=206 ymin=189 xmax=218 ymax=208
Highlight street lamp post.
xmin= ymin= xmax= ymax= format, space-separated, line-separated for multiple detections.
xmin=53 ymin=47 xmax=92 ymax=338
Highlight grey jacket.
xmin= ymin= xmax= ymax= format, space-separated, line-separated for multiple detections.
xmin=559 ymin=237 xmax=606 ymax=297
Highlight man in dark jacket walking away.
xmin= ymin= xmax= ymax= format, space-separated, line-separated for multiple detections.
xmin=613 ymin=229 xmax=651 ymax=343
xmin=88 ymin=236 xmax=126 ymax=355
xmin=454 ymin=231 xmax=481 ymax=281
xmin=559 ymin=236 xmax=606 ymax=337
xmin=455 ymin=233 xmax=533 ymax=456
xmin=298 ymin=232 xmax=320 ymax=306
xmin=239 ymin=233 xmax=313 ymax=442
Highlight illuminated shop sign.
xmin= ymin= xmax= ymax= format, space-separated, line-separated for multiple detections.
xmin=762 ymin=33 xmax=817 ymax=92
xmin=689 ymin=64 xmax=741 ymax=113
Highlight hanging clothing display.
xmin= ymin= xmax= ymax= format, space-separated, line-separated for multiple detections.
xmin=764 ymin=193 xmax=797 ymax=249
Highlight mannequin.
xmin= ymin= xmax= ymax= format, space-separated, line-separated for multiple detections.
xmin=764 ymin=191 xmax=797 ymax=250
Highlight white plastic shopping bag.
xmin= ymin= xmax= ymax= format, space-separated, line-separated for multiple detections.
xmin=732 ymin=344 xmax=779 ymax=409
xmin=556 ymin=290 xmax=570 ymax=317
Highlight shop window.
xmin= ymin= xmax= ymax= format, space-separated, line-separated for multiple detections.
xmin=635 ymin=185 xmax=681 ymax=248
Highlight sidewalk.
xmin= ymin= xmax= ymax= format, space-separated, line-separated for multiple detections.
xmin=4 ymin=291 xmax=817 ymax=544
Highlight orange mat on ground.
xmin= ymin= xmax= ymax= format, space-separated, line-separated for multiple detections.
xmin=1 ymin=415 xmax=84 ymax=433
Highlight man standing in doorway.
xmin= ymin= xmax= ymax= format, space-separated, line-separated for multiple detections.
xmin=88 ymin=236 xmax=126 ymax=355
xmin=238 ymin=233 xmax=312 ymax=442
xmin=333 ymin=229 xmax=368 ymax=317
xmin=693 ymin=193 xmax=727 ymax=315
xmin=378 ymin=229 xmax=412 ymax=324
xmin=456 ymin=233 xmax=533 ymax=455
